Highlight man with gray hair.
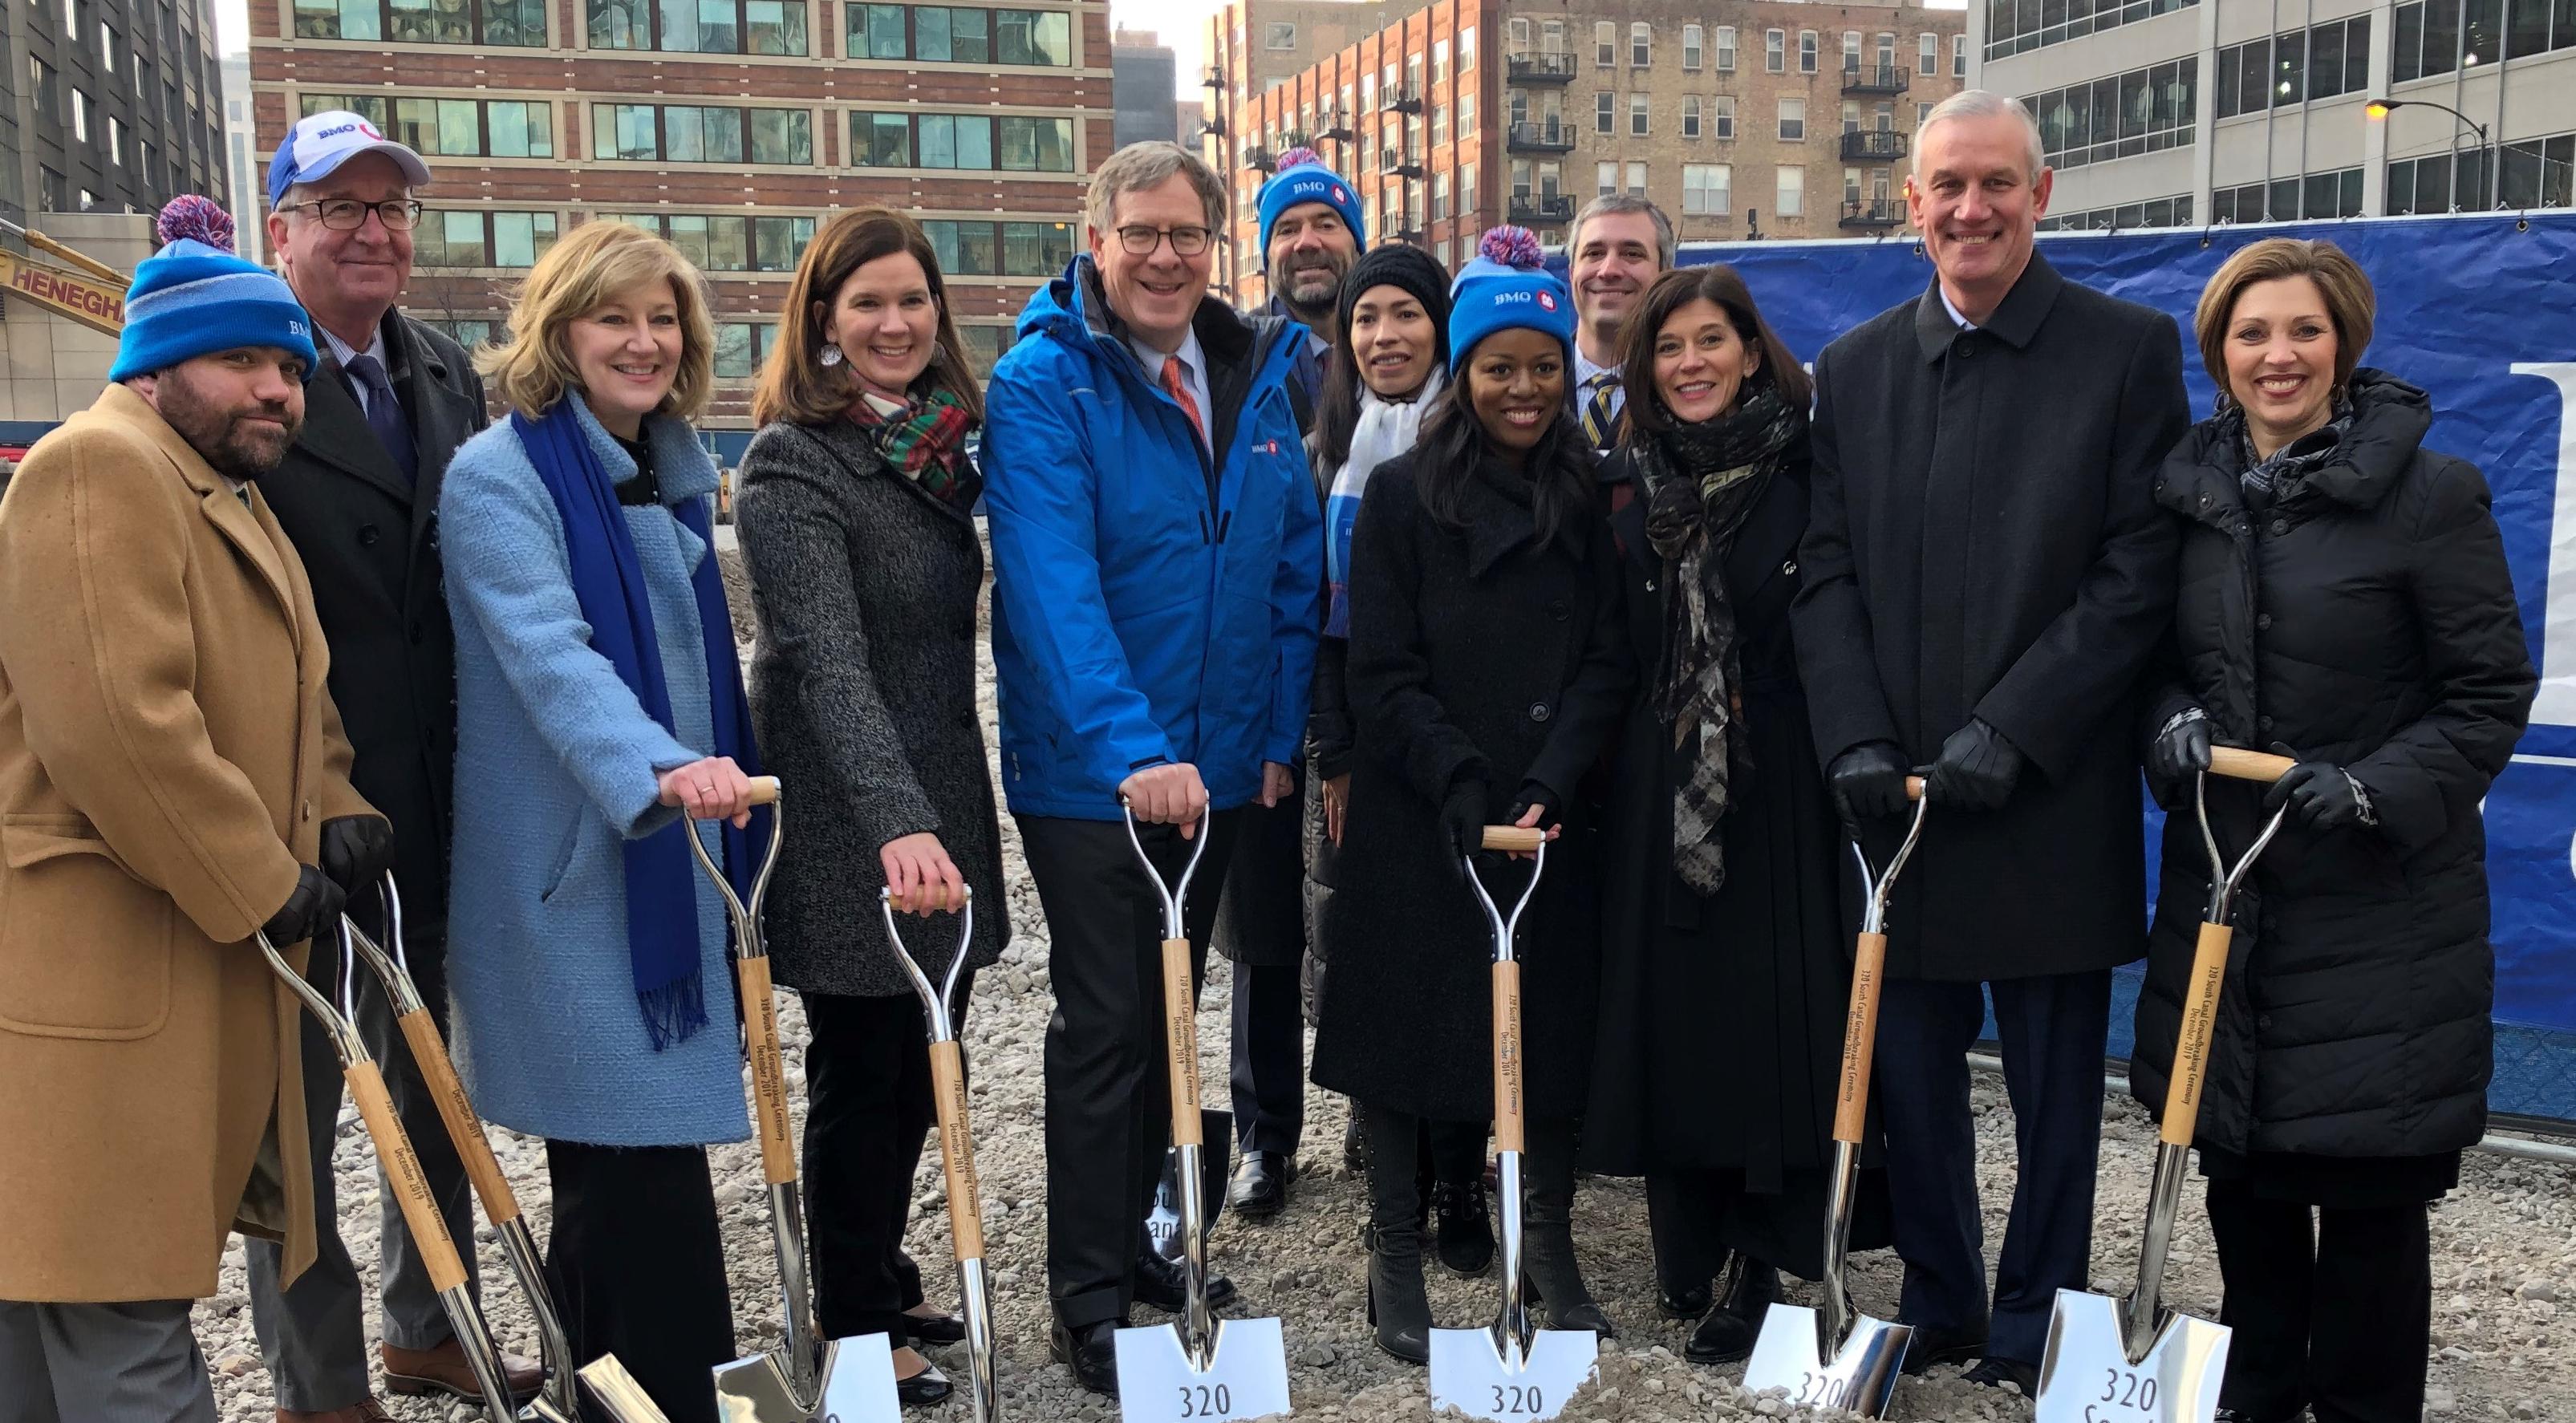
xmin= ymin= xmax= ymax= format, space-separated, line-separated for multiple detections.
xmin=1566 ymin=194 xmax=1673 ymax=449
xmin=982 ymin=140 xmax=1320 ymax=1396
xmin=1791 ymin=88 xmax=2189 ymax=1393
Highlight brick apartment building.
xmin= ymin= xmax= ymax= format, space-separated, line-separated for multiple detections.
xmin=249 ymin=0 xmax=1113 ymax=440
xmin=1207 ymin=0 xmax=1965 ymax=306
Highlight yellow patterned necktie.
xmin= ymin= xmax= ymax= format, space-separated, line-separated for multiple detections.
xmin=1580 ymin=371 xmax=1621 ymax=448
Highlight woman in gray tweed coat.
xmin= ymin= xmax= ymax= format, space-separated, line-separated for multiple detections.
xmin=734 ymin=207 xmax=1008 ymax=1406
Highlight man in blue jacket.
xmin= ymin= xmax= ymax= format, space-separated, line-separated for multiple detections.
xmin=984 ymin=140 xmax=1322 ymax=1397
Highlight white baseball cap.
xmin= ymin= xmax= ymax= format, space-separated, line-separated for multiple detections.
xmin=268 ymin=110 xmax=432 ymax=208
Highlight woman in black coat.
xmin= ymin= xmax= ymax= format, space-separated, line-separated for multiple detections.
xmin=1584 ymin=266 xmax=1888 ymax=1366
xmin=2133 ymin=238 xmax=2534 ymax=1423
xmin=1311 ymin=240 xmax=1632 ymax=1364
xmin=735 ymin=209 xmax=1011 ymax=1407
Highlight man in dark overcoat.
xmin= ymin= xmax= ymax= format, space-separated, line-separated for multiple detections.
xmin=246 ymin=112 xmax=536 ymax=1420
xmin=1789 ymin=90 xmax=2190 ymax=1391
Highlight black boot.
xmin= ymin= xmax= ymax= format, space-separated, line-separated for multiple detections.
xmin=1519 ymin=1116 xmax=1616 ymax=1338
xmin=1358 ymin=1101 xmax=1434 ymax=1364
xmin=1685 ymin=1255 xmax=1780 ymax=1364
xmin=1432 ymin=1178 xmax=1495 ymax=1277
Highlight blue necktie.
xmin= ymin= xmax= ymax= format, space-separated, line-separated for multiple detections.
xmin=343 ymin=353 xmax=420 ymax=484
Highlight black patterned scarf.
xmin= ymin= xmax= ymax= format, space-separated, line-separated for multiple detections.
xmin=1637 ymin=381 xmax=1806 ymax=894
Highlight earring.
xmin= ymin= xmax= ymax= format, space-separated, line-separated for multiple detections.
xmin=818 ymin=344 xmax=844 ymax=367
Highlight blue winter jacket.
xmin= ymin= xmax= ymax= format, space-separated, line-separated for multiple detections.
xmin=985 ymin=255 xmax=1324 ymax=820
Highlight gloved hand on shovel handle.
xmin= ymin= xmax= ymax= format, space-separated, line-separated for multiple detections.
xmin=2262 ymin=744 xmax=2379 ymax=833
xmin=1827 ymin=740 xmax=1912 ymax=825
xmin=318 ymin=813 xmax=396 ymax=895
xmin=1503 ymin=781 xmax=1562 ymax=861
xmin=262 ymin=864 xmax=349 ymax=947
xmin=2145 ymin=705 xmax=2213 ymax=806
xmin=1928 ymin=719 xmax=2024 ymax=812
xmin=1440 ymin=776 xmax=1491 ymax=873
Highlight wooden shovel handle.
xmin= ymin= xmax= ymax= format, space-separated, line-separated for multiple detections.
xmin=1491 ymin=960 xmax=1525 ymax=1153
xmin=347 ymin=1060 xmax=469 ymax=1294
xmin=1904 ymin=776 xmax=1926 ymax=801
xmin=1480 ymin=826 xmax=1545 ymax=853
xmin=2209 ymin=747 xmax=2295 ymax=784
xmin=1832 ymin=930 xmax=1890 ymax=1145
xmin=744 ymin=776 xmax=781 ymax=805
xmin=394 ymin=1007 xmax=521 ymax=1226
xmin=2161 ymin=919 xmax=2233 ymax=1147
xmin=929 ymin=1040 xmax=984 ymax=1262
xmin=1161 ymin=938 xmax=1203 ymax=1145
xmin=736 ymin=955 xmax=797 ymax=1186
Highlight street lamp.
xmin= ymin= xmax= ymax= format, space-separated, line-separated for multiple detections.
xmin=2367 ymin=97 xmax=2492 ymax=209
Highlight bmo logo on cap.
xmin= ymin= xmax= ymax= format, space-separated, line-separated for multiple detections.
xmin=1493 ymin=290 xmax=1535 ymax=306
xmin=1332 ymin=184 xmax=1349 ymax=203
xmin=1536 ymin=291 xmax=1559 ymax=311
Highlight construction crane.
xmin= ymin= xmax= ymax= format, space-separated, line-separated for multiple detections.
xmin=0 ymin=216 xmax=128 ymax=336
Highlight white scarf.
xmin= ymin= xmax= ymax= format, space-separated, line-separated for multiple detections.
xmin=1324 ymin=367 xmax=1443 ymax=635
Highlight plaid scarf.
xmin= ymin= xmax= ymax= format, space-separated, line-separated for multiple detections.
xmin=848 ymin=387 xmax=982 ymax=510
xmin=2233 ymin=393 xmax=2352 ymax=510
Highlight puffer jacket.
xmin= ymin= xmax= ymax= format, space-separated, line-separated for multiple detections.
xmin=983 ymin=255 xmax=1322 ymax=819
xmin=2129 ymin=370 xmax=2536 ymax=1159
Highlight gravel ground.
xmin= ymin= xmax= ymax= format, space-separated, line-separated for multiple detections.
xmin=191 ymin=554 xmax=2575 ymax=1422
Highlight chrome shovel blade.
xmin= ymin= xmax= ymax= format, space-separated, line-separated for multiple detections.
xmin=1112 ymin=1316 xmax=1292 ymax=1422
xmin=2036 ymin=1290 xmax=2229 ymax=1423
xmin=714 ymin=1332 xmax=902 ymax=1422
xmin=1426 ymin=1324 xmax=1597 ymax=1422
xmin=580 ymin=1356 xmax=675 ymax=1423
xmin=1742 ymin=1303 xmax=1912 ymax=1417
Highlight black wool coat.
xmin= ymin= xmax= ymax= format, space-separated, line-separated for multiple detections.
xmin=2128 ymin=372 xmax=2535 ymax=1159
xmin=1308 ymin=448 xmax=1633 ymax=1122
xmin=260 ymin=314 xmax=487 ymax=936
xmin=735 ymin=419 xmax=1010 ymax=998
xmin=1790 ymin=253 xmax=2191 ymax=981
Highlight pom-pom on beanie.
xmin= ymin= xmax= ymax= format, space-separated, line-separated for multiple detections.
xmin=112 ymin=197 xmax=318 ymax=382
xmin=1445 ymin=226 xmax=1573 ymax=375
xmin=1336 ymin=243 xmax=1454 ymax=368
xmin=1257 ymin=146 xmax=1365 ymax=253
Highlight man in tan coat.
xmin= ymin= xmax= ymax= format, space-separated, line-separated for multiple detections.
xmin=0 ymin=226 xmax=381 ymax=1420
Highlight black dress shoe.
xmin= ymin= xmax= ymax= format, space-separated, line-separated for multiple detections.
xmin=1963 ymin=1355 xmax=2040 ymax=1395
xmin=1657 ymin=1281 xmax=1714 ymax=1320
xmin=1898 ymin=1322 xmax=1990 ymax=1375
xmin=1430 ymin=1180 xmax=1494 ymax=1277
xmin=903 ymin=1311 xmax=966 ymax=1346
xmin=1227 ymin=1151 xmax=1294 ymax=1218
xmin=1049 ymin=1319 xmax=1122 ymax=1397
xmin=1683 ymin=1259 xmax=1779 ymax=1365
xmin=895 ymin=1360 xmax=955 ymax=1408
xmin=1133 ymin=1248 xmax=1238 ymax=1313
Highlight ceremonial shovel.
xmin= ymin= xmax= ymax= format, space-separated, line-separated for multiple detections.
xmin=881 ymin=885 xmax=1000 ymax=1423
xmin=2034 ymin=746 xmax=2294 ymax=1423
xmin=1744 ymin=777 xmax=1929 ymax=1417
xmin=1427 ymin=826 xmax=1599 ymax=1423
xmin=339 ymin=874 xmax=579 ymax=1422
xmin=256 ymin=920 xmax=518 ymax=1423
xmin=692 ymin=777 xmax=903 ymax=1422
xmin=1112 ymin=805 xmax=1292 ymax=1423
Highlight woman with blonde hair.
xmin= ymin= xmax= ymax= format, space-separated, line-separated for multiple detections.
xmin=440 ymin=217 xmax=763 ymax=1423
xmin=733 ymin=206 xmax=1008 ymax=1408
xmin=2133 ymin=237 xmax=2533 ymax=1423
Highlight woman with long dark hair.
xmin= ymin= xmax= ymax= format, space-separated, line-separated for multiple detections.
xmin=732 ymin=207 xmax=1011 ymax=1407
xmin=1310 ymin=229 xmax=1632 ymax=1364
xmin=1583 ymin=264 xmax=1891 ymax=1364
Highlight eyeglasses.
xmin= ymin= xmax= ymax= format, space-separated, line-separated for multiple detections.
xmin=1114 ymin=224 xmax=1215 ymax=257
xmin=289 ymin=198 xmax=425 ymax=232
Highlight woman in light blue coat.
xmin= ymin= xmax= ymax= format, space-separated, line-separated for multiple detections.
xmin=440 ymin=219 xmax=762 ymax=1423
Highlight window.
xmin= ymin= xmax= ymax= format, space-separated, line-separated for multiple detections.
xmin=1433 ymin=103 xmax=1449 ymax=147
xmin=1683 ymin=23 xmax=1702 ymax=69
xmin=71 ymin=89 xmax=89 ymax=143
xmin=1630 ymin=92 xmax=1649 ymax=136
xmin=1683 ymin=163 xmax=1730 ymax=215
xmin=955 ymin=324 xmax=1014 ymax=377
xmin=1921 ymin=32 xmax=1938 ymax=74
xmin=1986 ymin=0 xmax=2200 ymax=62
xmin=1799 ymin=30 xmax=1818 ymax=71
xmin=1682 ymin=95 xmax=1702 ymax=138
xmin=1434 ymin=38 xmax=1450 ymax=90
xmin=1765 ymin=28 xmax=1785 ymax=71
xmin=99 ymin=20 xmax=115 ymax=68
xmin=1716 ymin=25 xmax=1736 ymax=71
xmin=29 ymin=59 xmax=57 ymax=121
xmin=588 ymin=102 xmax=808 ymax=163
xmin=1460 ymin=160 xmax=1477 ymax=213
xmin=1779 ymin=97 xmax=1805 ymax=140
xmin=1954 ymin=34 xmax=1967 ymax=76
xmin=1596 ymin=91 xmax=1615 ymax=132
xmin=1596 ymin=160 xmax=1618 ymax=197
xmin=1777 ymin=164 xmax=1805 ymax=217
xmin=298 ymin=0 xmax=537 ymax=42
xmin=1842 ymin=31 xmax=1861 ymax=71
xmin=312 ymin=95 xmax=554 ymax=157
xmin=2216 ymin=15 xmax=2369 ymax=119
xmin=1714 ymin=95 xmax=1736 ymax=140
xmin=1879 ymin=33 xmax=1897 ymax=69
xmin=846 ymin=6 xmax=1069 ymax=64
xmin=414 ymin=209 xmax=562 ymax=267
xmin=1432 ymin=171 xmax=1450 ymax=220
xmin=2207 ymin=166 xmax=2364 ymax=221
xmin=996 ymin=114 xmax=1076 ymax=170
xmin=1920 ymin=101 xmax=1935 ymax=125
xmin=1631 ymin=21 xmax=1651 ymax=66
xmin=1595 ymin=20 xmax=1615 ymax=66
xmin=1541 ymin=18 xmax=1564 ymax=55
xmin=1843 ymin=100 xmax=1860 ymax=133
xmin=607 ymin=211 xmax=817 ymax=269
xmin=917 ymin=113 xmax=996 ymax=168
xmin=2041 ymin=193 xmax=2194 ymax=230
xmin=108 ymin=115 xmax=122 ymax=164
xmin=1459 ymin=26 xmax=1475 ymax=70
xmin=2024 ymin=57 xmax=2197 ymax=169
xmin=1265 ymin=20 xmax=1294 ymax=48
xmin=1459 ymin=92 xmax=1475 ymax=137
xmin=845 ymin=3 xmax=903 ymax=55
xmin=1508 ymin=16 xmax=1528 ymax=49
xmin=1625 ymin=160 xmax=1646 ymax=197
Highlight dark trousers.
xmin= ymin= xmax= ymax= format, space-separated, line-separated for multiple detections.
xmin=1357 ymin=1105 xmax=1561 ymax=1251
xmin=1646 ymin=1171 xmax=1737 ymax=1298
xmin=2207 ymin=1182 xmax=2432 ymax=1423
xmin=544 ymin=1141 xmax=736 ymax=1423
xmin=1229 ymin=960 xmax=1306 ymax=1157
xmin=801 ymin=980 xmax=973 ymax=1342
xmin=1873 ymin=969 xmax=2110 ymax=1364
xmin=1017 ymin=809 xmax=1243 ymax=1328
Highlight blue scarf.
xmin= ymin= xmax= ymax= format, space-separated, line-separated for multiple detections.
xmin=512 ymin=403 xmax=766 ymax=1050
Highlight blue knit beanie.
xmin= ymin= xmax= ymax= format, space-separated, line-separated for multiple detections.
xmin=1257 ymin=147 xmax=1365 ymax=253
xmin=112 ymin=199 xmax=318 ymax=382
xmin=1446 ymin=226 xmax=1573 ymax=375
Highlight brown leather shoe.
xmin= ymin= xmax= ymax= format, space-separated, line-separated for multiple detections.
xmin=275 ymin=1402 xmax=395 ymax=1422
xmin=381 ymin=1337 xmax=544 ymax=1401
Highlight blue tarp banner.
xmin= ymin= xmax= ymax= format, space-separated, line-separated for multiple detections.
xmin=1641 ymin=212 xmax=2576 ymax=1125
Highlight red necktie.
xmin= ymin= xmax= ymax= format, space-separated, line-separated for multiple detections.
xmin=1161 ymin=355 xmax=1207 ymax=450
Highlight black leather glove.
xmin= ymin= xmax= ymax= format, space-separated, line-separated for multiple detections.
xmin=1503 ymin=780 xmax=1563 ymax=834
xmin=1826 ymin=741 xmax=1913 ymax=825
xmin=2146 ymin=707 xmax=2213 ymax=793
xmin=318 ymin=814 xmax=396 ymax=895
xmin=261 ymin=864 xmax=349 ymax=947
xmin=1440 ymin=777 xmax=1491 ymax=872
xmin=2263 ymin=749 xmax=2371 ymax=832
xmin=1928 ymin=718 xmax=2025 ymax=812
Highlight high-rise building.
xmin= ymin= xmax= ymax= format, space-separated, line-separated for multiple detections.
xmin=0 ymin=0 xmax=231 ymax=226
xmin=249 ymin=0 xmax=1114 ymax=443
xmin=1974 ymin=0 xmax=2576 ymax=229
xmin=1114 ymin=26 xmax=1181 ymax=148
xmin=222 ymin=53 xmax=262 ymax=260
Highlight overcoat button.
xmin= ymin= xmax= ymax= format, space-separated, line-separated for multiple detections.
xmin=2270 ymin=518 xmax=2288 ymax=536
xmin=1548 ymin=598 xmax=1569 ymax=621
xmin=2258 ymin=1014 xmax=2273 ymax=1030
xmin=1529 ymin=702 xmax=1552 ymax=724
xmin=2258 ymin=715 xmax=2274 ymax=731
xmin=2256 ymin=613 xmax=2272 ymax=630
xmin=359 ymin=525 xmax=380 ymax=545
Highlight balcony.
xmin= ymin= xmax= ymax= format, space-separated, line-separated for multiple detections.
xmin=1841 ymin=62 xmax=1910 ymax=95
xmin=1380 ymin=82 xmax=1422 ymax=114
xmin=1200 ymin=115 xmax=1226 ymax=137
xmin=1242 ymin=146 xmax=1276 ymax=171
xmin=1318 ymin=124 xmax=1354 ymax=144
xmin=1507 ymin=53 xmax=1577 ymax=83
xmin=1509 ymin=193 xmax=1575 ymax=225
xmin=1507 ymin=120 xmax=1576 ymax=153
xmin=1839 ymin=198 xmax=1904 ymax=229
xmin=1840 ymin=129 xmax=1909 ymax=162
xmin=1381 ymin=146 xmax=1426 ymax=179
xmin=1203 ymin=67 xmax=1224 ymax=89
